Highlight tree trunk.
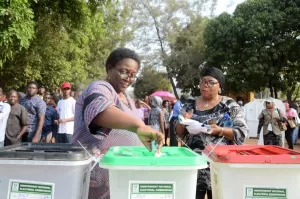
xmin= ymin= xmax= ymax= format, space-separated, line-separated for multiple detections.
xmin=144 ymin=2 xmax=179 ymax=99
xmin=158 ymin=40 xmax=179 ymax=99
xmin=274 ymin=87 xmax=278 ymax=99
xmin=287 ymin=85 xmax=296 ymax=103
xmin=164 ymin=60 xmax=179 ymax=99
xmin=169 ymin=76 xmax=178 ymax=99
xmin=269 ymin=86 xmax=274 ymax=98
xmin=287 ymin=91 xmax=292 ymax=103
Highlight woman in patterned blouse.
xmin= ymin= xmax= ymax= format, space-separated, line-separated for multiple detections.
xmin=72 ymin=48 xmax=165 ymax=199
xmin=148 ymin=96 xmax=165 ymax=134
xmin=176 ymin=67 xmax=248 ymax=199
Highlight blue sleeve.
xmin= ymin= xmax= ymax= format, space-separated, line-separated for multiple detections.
xmin=173 ymin=102 xmax=182 ymax=115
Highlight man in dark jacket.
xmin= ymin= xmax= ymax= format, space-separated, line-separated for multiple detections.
xmin=41 ymin=93 xmax=58 ymax=143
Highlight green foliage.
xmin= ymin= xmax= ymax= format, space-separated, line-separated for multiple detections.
xmin=204 ymin=0 xmax=300 ymax=100
xmin=133 ymin=67 xmax=171 ymax=99
xmin=87 ymin=3 xmax=135 ymax=82
xmin=125 ymin=0 xmax=217 ymax=98
xmin=166 ymin=16 xmax=209 ymax=96
xmin=0 ymin=0 xmax=35 ymax=63
xmin=0 ymin=0 xmax=134 ymax=91
xmin=292 ymin=84 xmax=300 ymax=101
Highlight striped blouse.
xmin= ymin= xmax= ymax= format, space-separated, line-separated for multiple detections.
xmin=72 ymin=80 xmax=143 ymax=199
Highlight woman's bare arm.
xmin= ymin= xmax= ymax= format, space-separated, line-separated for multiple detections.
xmin=92 ymin=106 xmax=165 ymax=151
xmin=175 ymin=123 xmax=187 ymax=137
xmin=92 ymin=106 xmax=144 ymax=133
xmin=159 ymin=110 xmax=165 ymax=134
xmin=141 ymin=102 xmax=151 ymax=110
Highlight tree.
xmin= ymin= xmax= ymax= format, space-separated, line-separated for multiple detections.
xmin=0 ymin=0 xmax=97 ymax=90
xmin=0 ymin=0 xmax=35 ymax=65
xmin=165 ymin=16 xmax=209 ymax=96
xmin=125 ymin=0 xmax=218 ymax=99
xmin=204 ymin=0 xmax=300 ymax=100
xmin=0 ymin=0 xmax=134 ymax=91
xmin=87 ymin=3 xmax=135 ymax=82
xmin=133 ymin=67 xmax=171 ymax=99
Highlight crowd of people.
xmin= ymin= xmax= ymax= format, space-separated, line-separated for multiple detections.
xmin=1 ymin=47 xmax=299 ymax=199
xmin=0 ymin=48 xmax=254 ymax=199
xmin=0 ymin=81 xmax=76 ymax=146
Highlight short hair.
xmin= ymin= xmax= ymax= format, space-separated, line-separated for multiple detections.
xmin=27 ymin=81 xmax=38 ymax=88
xmin=105 ymin=48 xmax=141 ymax=73
xmin=52 ymin=94 xmax=60 ymax=104
xmin=162 ymin=100 xmax=169 ymax=106
xmin=8 ymin=90 xmax=19 ymax=98
xmin=180 ymin=95 xmax=189 ymax=102
xmin=290 ymin=103 xmax=298 ymax=110
xmin=171 ymin=104 xmax=175 ymax=109
xmin=135 ymin=99 xmax=142 ymax=108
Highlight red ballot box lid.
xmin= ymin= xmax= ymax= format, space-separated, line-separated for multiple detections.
xmin=203 ymin=145 xmax=300 ymax=164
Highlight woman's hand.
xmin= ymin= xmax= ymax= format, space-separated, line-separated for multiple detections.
xmin=17 ymin=134 xmax=22 ymax=140
xmin=136 ymin=125 xmax=165 ymax=153
xmin=287 ymin=116 xmax=293 ymax=120
xmin=183 ymin=110 xmax=193 ymax=119
xmin=32 ymin=135 xmax=40 ymax=143
xmin=57 ymin=119 xmax=65 ymax=123
xmin=209 ymin=124 xmax=234 ymax=140
xmin=209 ymin=124 xmax=222 ymax=136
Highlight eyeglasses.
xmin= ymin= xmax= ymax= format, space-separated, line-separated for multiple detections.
xmin=63 ymin=88 xmax=71 ymax=90
xmin=200 ymin=79 xmax=219 ymax=87
xmin=266 ymin=102 xmax=271 ymax=104
xmin=117 ymin=69 xmax=138 ymax=82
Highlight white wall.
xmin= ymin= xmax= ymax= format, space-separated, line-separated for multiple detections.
xmin=244 ymin=99 xmax=285 ymax=139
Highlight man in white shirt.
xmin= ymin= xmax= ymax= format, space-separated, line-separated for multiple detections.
xmin=0 ymin=90 xmax=11 ymax=147
xmin=55 ymin=82 xmax=76 ymax=143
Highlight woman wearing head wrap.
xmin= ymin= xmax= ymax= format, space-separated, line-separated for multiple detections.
xmin=257 ymin=98 xmax=286 ymax=147
xmin=148 ymin=96 xmax=165 ymax=136
xmin=176 ymin=67 xmax=248 ymax=199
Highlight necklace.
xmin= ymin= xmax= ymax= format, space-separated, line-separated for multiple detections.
xmin=119 ymin=93 xmax=132 ymax=110
xmin=203 ymin=99 xmax=209 ymax=108
xmin=202 ymin=96 xmax=220 ymax=108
